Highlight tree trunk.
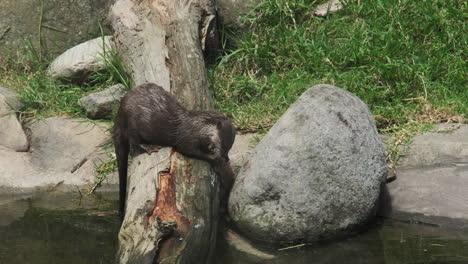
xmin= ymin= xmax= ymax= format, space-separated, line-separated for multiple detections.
xmin=117 ymin=149 xmax=220 ymax=264
xmin=110 ymin=0 xmax=216 ymax=111
xmin=110 ymin=1 xmax=220 ymax=263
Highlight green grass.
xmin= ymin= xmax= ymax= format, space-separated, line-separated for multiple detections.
xmin=0 ymin=38 xmax=128 ymax=184
xmin=209 ymin=0 xmax=467 ymax=132
xmin=0 ymin=37 xmax=130 ymax=120
xmin=0 ymin=33 xmax=130 ymax=184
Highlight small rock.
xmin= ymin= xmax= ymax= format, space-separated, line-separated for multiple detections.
xmin=314 ymin=0 xmax=342 ymax=17
xmin=0 ymin=85 xmax=22 ymax=111
xmin=229 ymin=133 xmax=258 ymax=175
xmin=380 ymin=124 xmax=468 ymax=229
xmin=48 ymin=36 xmax=115 ymax=80
xmin=229 ymin=84 xmax=387 ymax=243
xmin=224 ymin=229 xmax=275 ymax=260
xmin=78 ymin=84 xmax=127 ymax=119
xmin=0 ymin=94 xmax=28 ymax=152
xmin=216 ymin=0 xmax=262 ymax=28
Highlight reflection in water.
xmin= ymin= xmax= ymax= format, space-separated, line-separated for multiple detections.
xmin=215 ymin=220 xmax=468 ymax=264
xmin=0 ymin=194 xmax=120 ymax=264
xmin=2 ymin=194 xmax=468 ymax=264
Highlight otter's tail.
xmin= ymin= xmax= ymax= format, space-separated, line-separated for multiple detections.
xmin=113 ymin=124 xmax=129 ymax=217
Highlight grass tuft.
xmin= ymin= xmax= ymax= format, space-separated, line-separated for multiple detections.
xmin=0 ymin=36 xmax=130 ymax=120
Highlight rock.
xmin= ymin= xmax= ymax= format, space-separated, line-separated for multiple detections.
xmin=216 ymin=0 xmax=261 ymax=28
xmin=224 ymin=229 xmax=275 ymax=260
xmin=0 ymin=85 xmax=22 ymax=110
xmin=314 ymin=0 xmax=343 ymax=17
xmin=229 ymin=133 xmax=258 ymax=175
xmin=0 ymin=115 xmax=29 ymax=152
xmin=0 ymin=94 xmax=28 ymax=151
xmin=0 ymin=117 xmax=118 ymax=194
xmin=48 ymin=36 xmax=115 ymax=80
xmin=78 ymin=84 xmax=127 ymax=119
xmin=29 ymin=117 xmax=109 ymax=172
xmin=229 ymin=84 xmax=387 ymax=243
xmin=0 ymin=0 xmax=113 ymax=61
xmin=379 ymin=124 xmax=468 ymax=229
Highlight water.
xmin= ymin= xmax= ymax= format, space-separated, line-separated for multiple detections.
xmin=1 ymin=193 xmax=468 ymax=264
xmin=216 ymin=220 xmax=468 ymax=264
xmin=0 ymin=192 xmax=120 ymax=264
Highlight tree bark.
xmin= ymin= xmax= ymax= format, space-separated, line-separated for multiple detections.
xmin=117 ymin=149 xmax=220 ymax=264
xmin=110 ymin=0 xmax=216 ymax=111
xmin=110 ymin=0 xmax=220 ymax=263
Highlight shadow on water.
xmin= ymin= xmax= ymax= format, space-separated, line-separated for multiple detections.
xmin=0 ymin=192 xmax=121 ymax=264
xmin=215 ymin=219 xmax=468 ymax=264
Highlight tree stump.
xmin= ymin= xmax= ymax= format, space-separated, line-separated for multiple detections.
xmin=110 ymin=0 xmax=220 ymax=263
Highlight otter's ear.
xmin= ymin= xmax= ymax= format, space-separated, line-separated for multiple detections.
xmin=217 ymin=120 xmax=223 ymax=129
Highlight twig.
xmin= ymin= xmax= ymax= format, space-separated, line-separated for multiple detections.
xmin=401 ymin=96 xmax=425 ymax=101
xmin=38 ymin=0 xmax=44 ymax=58
xmin=277 ymin=243 xmax=306 ymax=251
xmin=434 ymin=122 xmax=461 ymax=133
xmin=88 ymin=177 xmax=105 ymax=194
xmin=41 ymin=24 xmax=67 ymax=33
xmin=75 ymin=186 xmax=83 ymax=198
xmin=0 ymin=27 xmax=11 ymax=41
xmin=71 ymin=157 xmax=88 ymax=173
xmin=420 ymin=74 xmax=428 ymax=100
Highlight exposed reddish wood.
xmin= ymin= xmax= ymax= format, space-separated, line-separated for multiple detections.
xmin=150 ymin=152 xmax=189 ymax=233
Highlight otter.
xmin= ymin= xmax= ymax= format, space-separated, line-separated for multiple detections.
xmin=113 ymin=83 xmax=236 ymax=215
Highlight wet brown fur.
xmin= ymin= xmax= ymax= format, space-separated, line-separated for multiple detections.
xmin=113 ymin=83 xmax=236 ymax=215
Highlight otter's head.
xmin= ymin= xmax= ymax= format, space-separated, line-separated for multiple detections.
xmin=199 ymin=117 xmax=236 ymax=166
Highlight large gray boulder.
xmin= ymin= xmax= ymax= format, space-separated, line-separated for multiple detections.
xmin=229 ymin=84 xmax=387 ymax=243
xmin=0 ymin=93 xmax=28 ymax=152
xmin=78 ymin=84 xmax=127 ymax=119
xmin=48 ymin=36 xmax=115 ymax=80
xmin=0 ymin=0 xmax=113 ymax=61
xmin=380 ymin=124 xmax=468 ymax=229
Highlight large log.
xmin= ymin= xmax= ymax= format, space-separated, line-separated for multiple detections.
xmin=117 ymin=149 xmax=220 ymax=263
xmin=110 ymin=0 xmax=216 ymax=111
xmin=110 ymin=0 xmax=220 ymax=263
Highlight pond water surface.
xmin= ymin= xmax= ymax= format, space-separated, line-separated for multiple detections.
xmin=215 ymin=220 xmax=468 ymax=264
xmin=1 ymin=193 xmax=468 ymax=264
xmin=0 ymin=192 xmax=120 ymax=264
